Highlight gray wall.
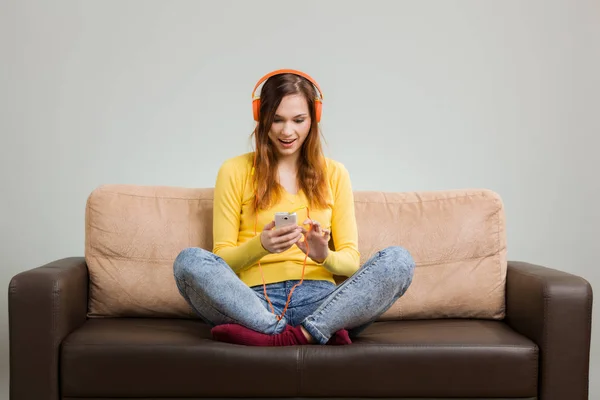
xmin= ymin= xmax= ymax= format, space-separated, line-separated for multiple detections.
xmin=2 ymin=0 xmax=598 ymax=398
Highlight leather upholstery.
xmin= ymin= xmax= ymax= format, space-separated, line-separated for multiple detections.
xmin=8 ymin=258 xmax=592 ymax=399
xmin=8 ymin=257 xmax=88 ymax=400
xmin=505 ymin=261 xmax=593 ymax=400
xmin=60 ymin=318 xmax=537 ymax=398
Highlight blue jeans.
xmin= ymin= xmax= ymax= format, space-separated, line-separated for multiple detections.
xmin=173 ymin=246 xmax=415 ymax=344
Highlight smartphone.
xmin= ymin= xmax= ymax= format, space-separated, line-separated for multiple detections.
xmin=275 ymin=212 xmax=297 ymax=229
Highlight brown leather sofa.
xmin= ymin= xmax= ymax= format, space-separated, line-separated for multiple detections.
xmin=8 ymin=185 xmax=594 ymax=400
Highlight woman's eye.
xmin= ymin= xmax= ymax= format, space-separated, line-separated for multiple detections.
xmin=273 ymin=119 xmax=305 ymax=123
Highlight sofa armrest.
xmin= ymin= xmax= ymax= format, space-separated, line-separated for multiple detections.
xmin=505 ymin=260 xmax=593 ymax=400
xmin=9 ymin=257 xmax=88 ymax=400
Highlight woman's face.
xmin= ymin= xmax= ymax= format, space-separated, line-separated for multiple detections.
xmin=268 ymin=94 xmax=311 ymax=160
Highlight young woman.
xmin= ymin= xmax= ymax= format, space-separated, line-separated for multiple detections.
xmin=173 ymin=69 xmax=415 ymax=346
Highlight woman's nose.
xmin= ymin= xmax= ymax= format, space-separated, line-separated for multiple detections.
xmin=282 ymin=122 xmax=294 ymax=135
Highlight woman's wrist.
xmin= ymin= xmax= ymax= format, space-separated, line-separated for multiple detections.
xmin=312 ymin=249 xmax=329 ymax=265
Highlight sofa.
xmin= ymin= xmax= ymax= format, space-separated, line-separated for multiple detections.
xmin=9 ymin=184 xmax=593 ymax=400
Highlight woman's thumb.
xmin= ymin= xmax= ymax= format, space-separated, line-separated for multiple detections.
xmin=263 ymin=220 xmax=275 ymax=231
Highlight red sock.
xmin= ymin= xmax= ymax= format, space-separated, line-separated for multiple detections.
xmin=211 ymin=324 xmax=309 ymax=346
xmin=326 ymin=329 xmax=352 ymax=345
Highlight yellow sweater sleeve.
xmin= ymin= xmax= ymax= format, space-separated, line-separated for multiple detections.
xmin=320 ymin=162 xmax=361 ymax=277
xmin=212 ymin=158 xmax=270 ymax=273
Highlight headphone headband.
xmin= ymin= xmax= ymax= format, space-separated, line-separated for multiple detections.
xmin=251 ymin=69 xmax=324 ymax=122
xmin=251 ymin=69 xmax=324 ymax=101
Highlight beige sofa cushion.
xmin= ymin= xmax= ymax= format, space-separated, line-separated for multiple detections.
xmin=353 ymin=190 xmax=506 ymax=320
xmin=85 ymin=185 xmax=506 ymax=320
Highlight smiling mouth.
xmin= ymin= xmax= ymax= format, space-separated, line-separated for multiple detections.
xmin=279 ymin=138 xmax=296 ymax=144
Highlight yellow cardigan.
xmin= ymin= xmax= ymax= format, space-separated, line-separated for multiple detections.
xmin=212 ymin=152 xmax=360 ymax=288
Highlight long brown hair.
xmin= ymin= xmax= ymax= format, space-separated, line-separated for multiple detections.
xmin=250 ymin=73 xmax=329 ymax=213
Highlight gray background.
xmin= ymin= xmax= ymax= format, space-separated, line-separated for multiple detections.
xmin=2 ymin=0 xmax=598 ymax=398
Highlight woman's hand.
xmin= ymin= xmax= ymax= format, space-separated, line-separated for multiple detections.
xmin=260 ymin=221 xmax=303 ymax=254
xmin=296 ymin=219 xmax=331 ymax=264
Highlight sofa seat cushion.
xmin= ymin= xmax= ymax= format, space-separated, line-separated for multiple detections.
xmin=60 ymin=318 xmax=538 ymax=398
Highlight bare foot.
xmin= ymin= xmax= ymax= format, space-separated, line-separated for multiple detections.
xmin=300 ymin=326 xmax=317 ymax=343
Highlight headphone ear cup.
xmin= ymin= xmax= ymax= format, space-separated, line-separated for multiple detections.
xmin=315 ymin=99 xmax=322 ymax=123
xmin=252 ymin=99 xmax=260 ymax=121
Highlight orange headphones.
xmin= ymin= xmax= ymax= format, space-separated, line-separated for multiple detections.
xmin=251 ymin=69 xmax=324 ymax=123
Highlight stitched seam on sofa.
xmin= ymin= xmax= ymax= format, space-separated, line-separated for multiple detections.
xmin=61 ymin=343 xmax=538 ymax=349
xmin=530 ymin=345 xmax=540 ymax=391
xmin=187 ymin=204 xmax=192 ymax=252
xmin=508 ymin=266 xmax=590 ymax=286
xmin=296 ymin=347 xmax=303 ymax=396
xmin=338 ymin=344 xmax=537 ymax=349
xmin=504 ymin=268 xmax=553 ymax=395
xmin=95 ymin=190 xmax=214 ymax=201
xmin=95 ymin=189 xmax=493 ymax=203
xmin=542 ymin=290 xmax=550 ymax=395
xmin=85 ymin=194 xmax=92 ymax=262
xmin=353 ymin=192 xmax=501 ymax=205
xmin=97 ymin=189 xmax=497 ymax=203
xmin=416 ymin=253 xmax=500 ymax=266
xmin=52 ymin=279 xmax=59 ymax=397
xmin=494 ymin=199 xmax=505 ymax=317
xmin=87 ymin=254 xmax=206 ymax=262
xmin=86 ymin=252 xmax=500 ymax=265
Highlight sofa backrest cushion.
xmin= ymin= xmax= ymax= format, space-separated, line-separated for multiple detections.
xmin=85 ymin=185 xmax=506 ymax=320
